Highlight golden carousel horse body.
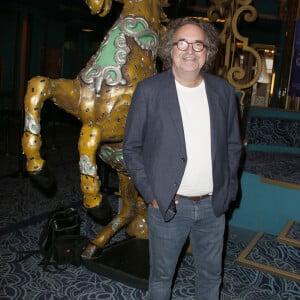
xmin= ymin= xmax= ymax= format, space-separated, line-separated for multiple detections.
xmin=22 ymin=0 xmax=168 ymax=258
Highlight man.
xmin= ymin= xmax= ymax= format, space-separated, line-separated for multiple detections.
xmin=123 ymin=17 xmax=242 ymax=300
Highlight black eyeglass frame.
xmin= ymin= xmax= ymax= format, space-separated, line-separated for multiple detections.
xmin=172 ymin=40 xmax=208 ymax=52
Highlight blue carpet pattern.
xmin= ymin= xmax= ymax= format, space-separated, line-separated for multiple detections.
xmin=247 ymin=234 xmax=300 ymax=275
xmin=242 ymin=151 xmax=300 ymax=186
xmin=1 ymin=213 xmax=300 ymax=299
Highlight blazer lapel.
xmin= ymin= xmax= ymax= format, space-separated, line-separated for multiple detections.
xmin=162 ymin=70 xmax=186 ymax=151
xmin=203 ymin=74 xmax=219 ymax=163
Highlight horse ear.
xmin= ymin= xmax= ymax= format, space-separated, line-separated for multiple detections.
xmin=30 ymin=162 xmax=57 ymax=197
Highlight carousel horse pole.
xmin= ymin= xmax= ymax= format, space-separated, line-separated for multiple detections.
xmin=21 ymin=0 xmax=169 ymax=258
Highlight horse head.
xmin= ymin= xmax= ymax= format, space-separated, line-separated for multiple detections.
xmin=86 ymin=0 xmax=169 ymax=36
xmin=85 ymin=0 xmax=113 ymax=17
xmin=120 ymin=0 xmax=169 ymax=36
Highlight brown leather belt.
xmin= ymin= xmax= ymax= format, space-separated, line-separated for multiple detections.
xmin=175 ymin=194 xmax=211 ymax=201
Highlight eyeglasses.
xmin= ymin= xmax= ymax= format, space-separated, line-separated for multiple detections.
xmin=172 ymin=40 xmax=207 ymax=52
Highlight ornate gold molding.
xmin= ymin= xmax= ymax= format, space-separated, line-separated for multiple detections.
xmin=207 ymin=0 xmax=262 ymax=91
xmin=236 ymin=231 xmax=300 ymax=283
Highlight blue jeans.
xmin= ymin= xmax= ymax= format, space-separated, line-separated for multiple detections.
xmin=147 ymin=196 xmax=225 ymax=300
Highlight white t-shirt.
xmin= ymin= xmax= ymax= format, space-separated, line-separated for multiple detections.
xmin=175 ymin=80 xmax=213 ymax=196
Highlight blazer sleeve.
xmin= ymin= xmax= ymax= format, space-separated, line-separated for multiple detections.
xmin=227 ymin=84 xmax=242 ymax=200
xmin=123 ymin=82 xmax=156 ymax=204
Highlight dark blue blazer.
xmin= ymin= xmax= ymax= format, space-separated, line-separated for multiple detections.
xmin=123 ymin=69 xmax=242 ymax=221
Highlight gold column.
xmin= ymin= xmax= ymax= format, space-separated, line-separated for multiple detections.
xmin=207 ymin=0 xmax=262 ymax=93
xmin=285 ymin=0 xmax=300 ymax=110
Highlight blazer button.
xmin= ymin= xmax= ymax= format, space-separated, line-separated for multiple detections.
xmin=181 ymin=157 xmax=186 ymax=163
xmin=173 ymin=182 xmax=178 ymax=187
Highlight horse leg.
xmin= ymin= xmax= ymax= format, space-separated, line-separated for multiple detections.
xmin=125 ymin=194 xmax=148 ymax=239
xmin=82 ymin=172 xmax=138 ymax=259
xmin=78 ymin=123 xmax=113 ymax=225
xmin=22 ymin=76 xmax=56 ymax=191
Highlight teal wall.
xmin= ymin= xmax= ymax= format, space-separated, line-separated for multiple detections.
xmin=230 ymin=107 xmax=300 ymax=235
xmin=230 ymin=172 xmax=300 ymax=235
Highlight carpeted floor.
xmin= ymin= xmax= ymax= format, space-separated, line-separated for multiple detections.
xmin=1 ymin=119 xmax=300 ymax=299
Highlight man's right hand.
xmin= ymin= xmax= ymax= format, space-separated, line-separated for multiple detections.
xmin=151 ymin=199 xmax=159 ymax=208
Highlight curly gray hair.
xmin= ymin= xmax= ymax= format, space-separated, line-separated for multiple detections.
xmin=158 ymin=17 xmax=219 ymax=71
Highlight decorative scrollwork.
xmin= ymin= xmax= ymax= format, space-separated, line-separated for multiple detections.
xmin=121 ymin=17 xmax=158 ymax=58
xmin=79 ymin=154 xmax=98 ymax=177
xmin=24 ymin=112 xmax=41 ymax=135
xmin=79 ymin=16 xmax=157 ymax=93
xmin=208 ymin=0 xmax=262 ymax=91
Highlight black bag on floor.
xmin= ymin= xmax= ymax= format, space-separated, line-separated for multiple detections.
xmin=17 ymin=205 xmax=89 ymax=271
xmin=38 ymin=205 xmax=90 ymax=270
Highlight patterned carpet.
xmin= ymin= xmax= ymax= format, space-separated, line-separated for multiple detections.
xmin=242 ymin=151 xmax=300 ymax=186
xmin=1 ymin=122 xmax=300 ymax=299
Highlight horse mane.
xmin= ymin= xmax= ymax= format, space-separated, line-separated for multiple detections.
xmin=161 ymin=0 xmax=170 ymax=24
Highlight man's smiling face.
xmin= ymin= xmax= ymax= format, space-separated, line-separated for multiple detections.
xmin=171 ymin=23 xmax=208 ymax=77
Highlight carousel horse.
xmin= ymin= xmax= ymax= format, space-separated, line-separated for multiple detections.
xmin=21 ymin=0 xmax=169 ymax=259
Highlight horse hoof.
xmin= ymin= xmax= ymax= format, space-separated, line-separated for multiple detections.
xmin=81 ymin=243 xmax=103 ymax=260
xmin=30 ymin=163 xmax=57 ymax=197
xmin=87 ymin=194 xmax=113 ymax=225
